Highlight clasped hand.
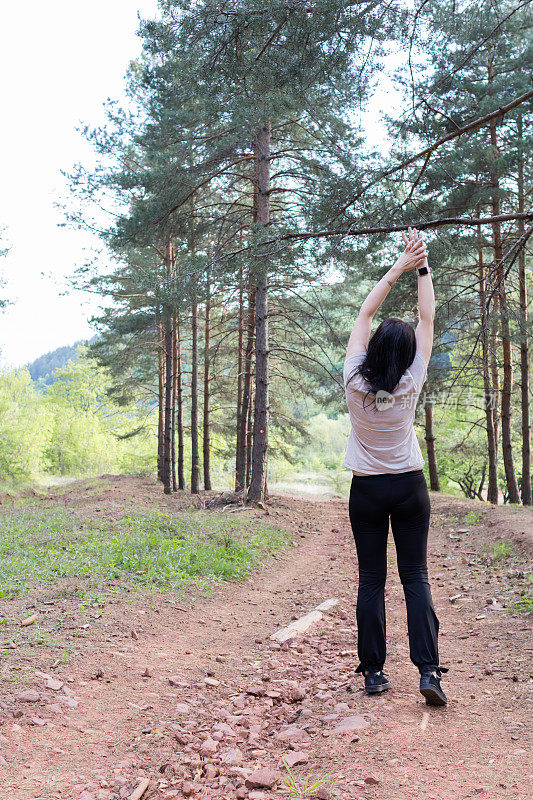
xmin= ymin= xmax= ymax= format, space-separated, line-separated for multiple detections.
xmin=396 ymin=226 xmax=427 ymax=272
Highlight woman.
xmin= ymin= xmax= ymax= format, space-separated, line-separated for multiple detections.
xmin=343 ymin=227 xmax=448 ymax=706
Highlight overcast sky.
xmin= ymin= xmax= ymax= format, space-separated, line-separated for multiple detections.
xmin=0 ymin=2 xmax=399 ymax=369
xmin=0 ymin=0 xmax=159 ymax=368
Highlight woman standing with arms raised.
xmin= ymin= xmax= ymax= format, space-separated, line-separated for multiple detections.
xmin=343 ymin=227 xmax=448 ymax=705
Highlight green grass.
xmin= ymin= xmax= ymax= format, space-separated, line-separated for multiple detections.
xmin=510 ymin=574 xmax=533 ymax=613
xmin=461 ymin=510 xmax=483 ymax=526
xmin=282 ymin=757 xmax=336 ymax=797
xmin=485 ymin=538 xmax=514 ymax=561
xmin=0 ymin=507 xmax=293 ymax=598
xmin=510 ymin=589 xmax=533 ymax=613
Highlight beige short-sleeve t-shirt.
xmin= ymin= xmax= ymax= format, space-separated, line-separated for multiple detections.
xmin=342 ymin=350 xmax=427 ymax=474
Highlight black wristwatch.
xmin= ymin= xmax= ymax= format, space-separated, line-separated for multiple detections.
xmin=417 ymin=265 xmax=432 ymax=276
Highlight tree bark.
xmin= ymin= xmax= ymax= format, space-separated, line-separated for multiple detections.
xmin=190 ymin=271 xmax=200 ymax=494
xmin=235 ymin=261 xmax=245 ymax=490
xmin=488 ymin=56 xmax=520 ymax=503
xmin=247 ymin=120 xmax=271 ymax=505
xmin=236 ymin=282 xmax=255 ymax=491
xmin=176 ymin=308 xmax=185 ymax=490
xmin=163 ymin=239 xmax=174 ymax=495
xmin=171 ymin=314 xmax=178 ymax=493
xmin=189 ymin=192 xmax=200 ymax=495
xmin=477 ymin=213 xmax=499 ymax=504
xmin=203 ymin=264 xmax=212 ymax=491
xmin=424 ymin=403 xmax=441 ymax=491
xmin=246 ymin=380 xmax=254 ymax=487
xmin=156 ymin=308 xmax=165 ymax=483
xmin=517 ymin=113 xmax=532 ymax=505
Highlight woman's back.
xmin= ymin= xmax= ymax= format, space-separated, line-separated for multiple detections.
xmin=342 ymin=349 xmax=427 ymax=475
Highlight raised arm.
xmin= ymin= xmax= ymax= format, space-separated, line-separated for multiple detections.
xmin=346 ymin=227 xmax=428 ymax=356
xmin=413 ymin=230 xmax=435 ymax=365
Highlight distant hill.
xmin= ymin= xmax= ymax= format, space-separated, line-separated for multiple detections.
xmin=27 ymin=337 xmax=97 ymax=386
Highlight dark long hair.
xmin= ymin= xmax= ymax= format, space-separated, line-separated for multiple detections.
xmin=356 ymin=318 xmax=416 ymax=396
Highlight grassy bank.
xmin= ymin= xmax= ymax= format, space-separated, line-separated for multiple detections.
xmin=0 ymin=505 xmax=293 ymax=600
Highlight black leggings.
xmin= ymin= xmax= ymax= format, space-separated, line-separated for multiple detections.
xmin=348 ymin=469 xmax=440 ymax=674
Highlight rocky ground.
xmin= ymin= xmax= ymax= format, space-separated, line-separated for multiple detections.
xmin=0 ymin=475 xmax=532 ymax=800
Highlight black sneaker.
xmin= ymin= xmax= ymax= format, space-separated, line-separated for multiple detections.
xmin=419 ymin=667 xmax=449 ymax=706
xmin=356 ymin=665 xmax=391 ymax=694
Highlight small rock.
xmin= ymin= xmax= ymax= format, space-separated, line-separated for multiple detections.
xmin=246 ymin=685 xmax=265 ymax=697
xmin=79 ymin=792 xmax=96 ymax=800
xmin=141 ymin=667 xmax=151 ymax=677
xmin=282 ymin=751 xmax=309 ymax=768
xmin=275 ymin=726 xmax=310 ymax=743
xmin=16 ymin=689 xmax=40 ymax=703
xmin=199 ymin=737 xmax=219 ymax=756
xmin=45 ymin=703 xmax=64 ymax=714
xmin=29 ymin=716 xmax=47 ymax=726
xmin=204 ymin=677 xmax=220 ymax=687
xmin=245 ymin=767 xmax=282 ymax=789
xmin=332 ymin=716 xmax=368 ymax=733
xmin=220 ymin=748 xmax=244 ymax=765
xmin=21 ymin=614 xmax=38 ymax=627
xmin=181 ymin=780 xmax=194 ymax=797
xmin=286 ymin=685 xmax=306 ymax=703
xmin=364 ymin=773 xmax=380 ymax=785
xmin=44 ymin=677 xmax=63 ymax=691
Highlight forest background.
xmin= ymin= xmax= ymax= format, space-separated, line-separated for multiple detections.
xmin=0 ymin=0 xmax=531 ymax=507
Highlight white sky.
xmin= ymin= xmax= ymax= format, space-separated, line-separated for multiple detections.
xmin=0 ymin=3 xmax=401 ymax=369
xmin=0 ymin=0 xmax=159 ymax=368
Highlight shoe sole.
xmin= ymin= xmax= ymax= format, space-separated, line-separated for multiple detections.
xmin=365 ymin=682 xmax=391 ymax=694
xmin=420 ymin=686 xmax=447 ymax=706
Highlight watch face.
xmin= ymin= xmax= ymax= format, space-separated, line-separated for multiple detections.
xmin=418 ymin=266 xmax=429 ymax=275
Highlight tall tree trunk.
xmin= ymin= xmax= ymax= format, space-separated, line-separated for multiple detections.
xmin=477 ymin=213 xmax=499 ymax=504
xmin=247 ymin=121 xmax=271 ymax=505
xmin=171 ymin=314 xmax=178 ymax=492
xmin=246 ymin=380 xmax=254 ymax=487
xmin=163 ymin=240 xmax=174 ymax=495
xmin=176 ymin=308 xmax=185 ymax=490
xmin=203 ymin=265 xmax=212 ymax=491
xmin=163 ymin=315 xmax=173 ymax=494
xmin=191 ymin=272 xmax=200 ymax=494
xmin=490 ymin=295 xmax=500 ymax=459
xmin=236 ymin=283 xmax=255 ymax=491
xmin=156 ymin=308 xmax=165 ymax=483
xmin=235 ymin=262 xmax=245 ymax=490
xmin=424 ymin=403 xmax=441 ymax=491
xmin=517 ymin=114 xmax=532 ymax=505
xmin=488 ymin=56 xmax=520 ymax=503
xmin=189 ymin=194 xmax=200 ymax=495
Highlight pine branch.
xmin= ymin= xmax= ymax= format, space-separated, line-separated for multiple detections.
xmin=329 ymin=88 xmax=533 ymax=225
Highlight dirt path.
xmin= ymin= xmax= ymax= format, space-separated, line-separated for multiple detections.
xmin=1 ymin=479 xmax=532 ymax=800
